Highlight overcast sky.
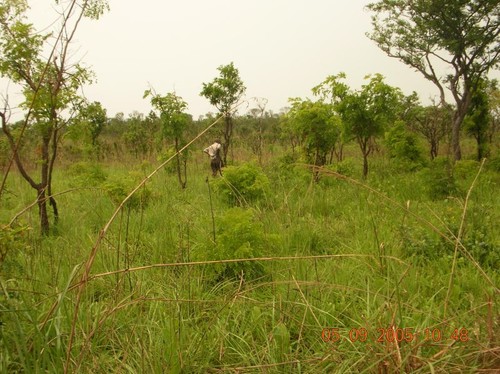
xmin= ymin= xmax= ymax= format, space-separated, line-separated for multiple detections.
xmin=2 ymin=0 xmax=464 ymax=120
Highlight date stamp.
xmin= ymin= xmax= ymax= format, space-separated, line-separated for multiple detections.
xmin=321 ymin=326 xmax=470 ymax=344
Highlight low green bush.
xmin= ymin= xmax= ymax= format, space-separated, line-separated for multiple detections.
xmin=101 ymin=174 xmax=152 ymax=210
xmin=214 ymin=162 xmax=270 ymax=206
xmin=422 ymin=157 xmax=458 ymax=200
xmin=67 ymin=161 xmax=107 ymax=187
xmin=197 ymin=208 xmax=269 ymax=281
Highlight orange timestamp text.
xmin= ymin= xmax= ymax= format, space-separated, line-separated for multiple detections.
xmin=321 ymin=326 xmax=470 ymax=344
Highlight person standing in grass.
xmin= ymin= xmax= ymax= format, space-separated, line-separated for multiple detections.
xmin=204 ymin=139 xmax=223 ymax=177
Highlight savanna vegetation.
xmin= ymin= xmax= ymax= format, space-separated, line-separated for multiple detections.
xmin=1 ymin=0 xmax=499 ymax=373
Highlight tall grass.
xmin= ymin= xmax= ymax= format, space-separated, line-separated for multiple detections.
xmin=0 ymin=152 xmax=498 ymax=372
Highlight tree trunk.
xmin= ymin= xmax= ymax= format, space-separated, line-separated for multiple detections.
xmin=451 ymin=113 xmax=462 ymax=161
xmin=175 ymin=137 xmax=186 ymax=189
xmin=37 ymin=187 xmax=50 ymax=235
xmin=430 ymin=139 xmax=438 ymax=160
xmin=48 ymin=124 xmax=59 ymax=223
xmin=1 ymin=113 xmax=51 ymax=234
xmin=362 ymin=154 xmax=369 ymax=179
xmin=223 ymin=115 xmax=232 ymax=166
xmin=359 ymin=137 xmax=370 ymax=179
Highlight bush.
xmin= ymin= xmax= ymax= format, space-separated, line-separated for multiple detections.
xmin=214 ymin=162 xmax=270 ymax=206
xmin=67 ymin=161 xmax=107 ymax=187
xmin=384 ymin=121 xmax=425 ymax=171
xmin=485 ymin=156 xmax=500 ymax=172
xmin=0 ymin=225 xmax=29 ymax=266
xmin=101 ymin=174 xmax=152 ymax=210
xmin=423 ymin=157 xmax=458 ymax=200
xmin=333 ymin=158 xmax=356 ymax=177
xmin=199 ymin=208 xmax=268 ymax=280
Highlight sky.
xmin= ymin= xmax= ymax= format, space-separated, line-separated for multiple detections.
xmin=2 ymin=0 xmax=457 ymax=120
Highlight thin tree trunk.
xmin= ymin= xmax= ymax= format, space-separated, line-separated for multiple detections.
xmin=451 ymin=113 xmax=462 ymax=161
xmin=48 ymin=123 xmax=59 ymax=223
xmin=37 ymin=187 xmax=50 ymax=235
xmin=175 ymin=137 xmax=186 ymax=189
xmin=362 ymin=154 xmax=369 ymax=179
xmin=223 ymin=115 xmax=232 ymax=165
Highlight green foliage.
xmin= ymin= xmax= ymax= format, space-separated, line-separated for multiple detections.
xmin=401 ymin=224 xmax=499 ymax=270
xmin=145 ymin=90 xmax=190 ymax=187
xmin=331 ymin=158 xmax=356 ymax=177
xmin=200 ymin=208 xmax=267 ymax=280
xmin=315 ymin=73 xmax=405 ymax=177
xmin=367 ymin=0 xmax=500 ymax=160
xmin=214 ymin=162 xmax=270 ymax=205
xmin=157 ymin=146 xmax=189 ymax=174
xmin=101 ymin=174 xmax=152 ymax=210
xmin=486 ymin=156 xmax=500 ymax=172
xmin=454 ymin=159 xmax=481 ymax=184
xmin=68 ymin=161 xmax=107 ymax=187
xmin=1 ymin=152 xmax=498 ymax=372
xmin=422 ymin=157 xmax=458 ymax=200
xmin=0 ymin=224 xmax=29 ymax=264
xmin=463 ymin=227 xmax=499 ymax=269
xmin=464 ymin=78 xmax=495 ymax=160
xmin=77 ymin=101 xmax=107 ymax=146
xmin=144 ymin=90 xmax=189 ymax=141
xmin=285 ymin=98 xmax=339 ymax=167
xmin=200 ymin=62 xmax=246 ymax=115
xmin=384 ymin=120 xmax=424 ymax=170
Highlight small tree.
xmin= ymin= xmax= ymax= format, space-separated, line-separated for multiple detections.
xmin=318 ymin=73 xmax=403 ymax=178
xmin=0 ymin=0 xmax=108 ymax=234
xmin=285 ymin=98 xmax=339 ymax=180
xmin=144 ymin=90 xmax=190 ymax=188
xmin=408 ymin=102 xmax=452 ymax=160
xmin=122 ymin=112 xmax=149 ymax=158
xmin=70 ymin=101 xmax=107 ymax=159
xmin=79 ymin=101 xmax=107 ymax=148
xmin=313 ymin=72 xmax=351 ymax=162
xmin=200 ymin=62 xmax=246 ymax=165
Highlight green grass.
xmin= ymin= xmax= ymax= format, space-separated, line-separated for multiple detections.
xmin=0 ymin=152 xmax=498 ymax=373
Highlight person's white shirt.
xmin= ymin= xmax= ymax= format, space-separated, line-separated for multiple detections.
xmin=204 ymin=142 xmax=221 ymax=159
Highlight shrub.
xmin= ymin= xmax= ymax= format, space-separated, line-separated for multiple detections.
xmin=384 ymin=121 xmax=425 ymax=170
xmin=214 ymin=162 xmax=269 ymax=205
xmin=67 ymin=161 xmax=107 ymax=187
xmin=422 ymin=157 xmax=458 ymax=200
xmin=0 ymin=225 xmax=29 ymax=265
xmin=101 ymin=174 xmax=152 ymax=210
xmin=198 ymin=208 xmax=268 ymax=281
xmin=485 ymin=156 xmax=500 ymax=172
xmin=333 ymin=158 xmax=356 ymax=177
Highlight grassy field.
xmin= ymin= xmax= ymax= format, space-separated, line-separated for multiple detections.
xmin=0 ymin=145 xmax=499 ymax=373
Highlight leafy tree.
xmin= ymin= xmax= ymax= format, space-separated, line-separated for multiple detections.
xmin=78 ymin=101 xmax=107 ymax=147
xmin=200 ymin=62 xmax=246 ymax=165
xmin=317 ymin=73 xmax=403 ymax=178
xmin=367 ymin=0 xmax=500 ymax=161
xmin=285 ymin=98 xmax=339 ymax=180
xmin=384 ymin=120 xmax=424 ymax=168
xmin=313 ymin=72 xmax=352 ymax=161
xmin=488 ymin=83 xmax=500 ymax=144
xmin=144 ymin=90 xmax=191 ymax=188
xmin=122 ymin=111 xmax=150 ymax=158
xmin=408 ymin=102 xmax=452 ymax=160
xmin=67 ymin=101 xmax=107 ymax=159
xmin=0 ymin=0 xmax=108 ymax=234
xmin=464 ymin=79 xmax=496 ymax=160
